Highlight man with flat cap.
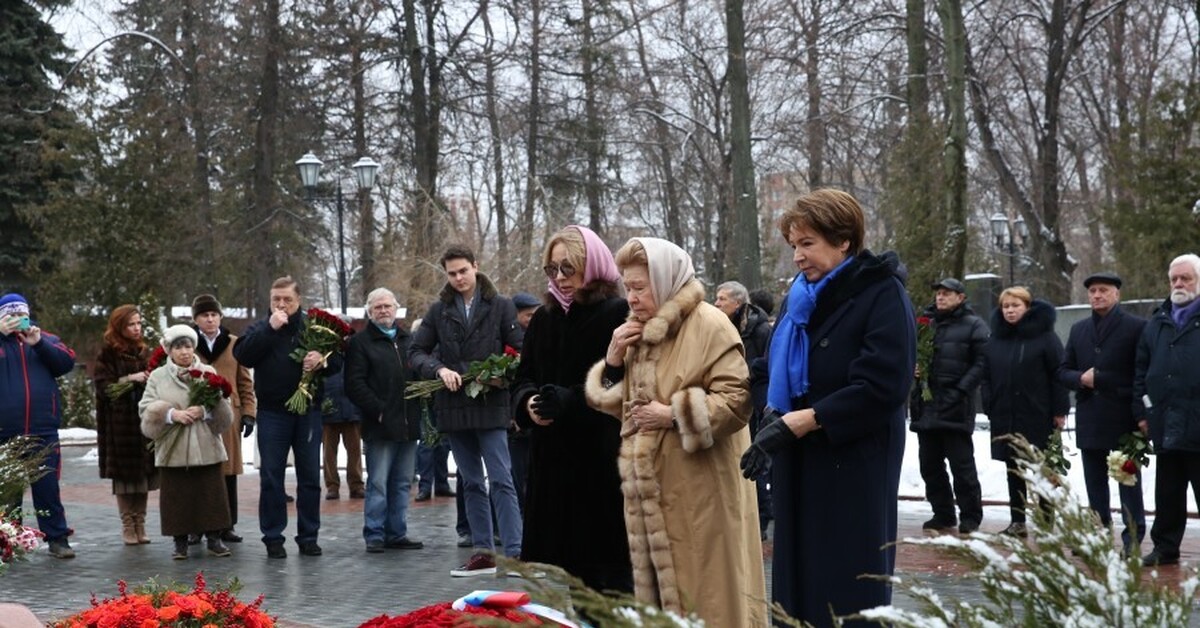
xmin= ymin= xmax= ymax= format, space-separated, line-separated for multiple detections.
xmin=910 ymin=278 xmax=988 ymax=534
xmin=1057 ymin=271 xmax=1146 ymax=555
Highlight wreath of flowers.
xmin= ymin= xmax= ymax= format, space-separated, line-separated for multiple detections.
xmin=52 ymin=573 xmax=275 ymax=628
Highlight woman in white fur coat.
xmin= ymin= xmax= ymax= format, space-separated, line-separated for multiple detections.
xmin=139 ymin=324 xmax=233 ymax=560
xmin=585 ymin=237 xmax=767 ymax=626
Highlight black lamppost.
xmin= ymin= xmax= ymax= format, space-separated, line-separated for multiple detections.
xmin=295 ymin=152 xmax=381 ymax=313
xmin=989 ymin=212 xmax=1028 ymax=286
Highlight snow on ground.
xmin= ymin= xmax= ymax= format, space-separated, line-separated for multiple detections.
xmin=64 ymin=412 xmax=1191 ymax=515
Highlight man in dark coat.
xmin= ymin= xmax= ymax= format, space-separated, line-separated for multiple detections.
xmin=910 ymin=278 xmax=988 ymax=534
xmin=233 ymin=276 xmax=341 ymax=559
xmin=715 ymin=279 xmax=775 ymax=537
xmin=1057 ymin=271 xmax=1146 ymax=555
xmin=345 ymin=287 xmax=424 ymax=553
xmin=408 ymin=246 xmax=524 ymax=577
xmin=1134 ymin=254 xmax=1200 ymax=567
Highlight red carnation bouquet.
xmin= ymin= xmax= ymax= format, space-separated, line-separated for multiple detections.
xmin=914 ymin=316 xmax=935 ymax=401
xmin=105 ymin=346 xmax=167 ymax=400
xmin=285 ymin=308 xmax=353 ymax=415
xmin=405 ymin=345 xmax=521 ymax=400
xmin=52 ymin=573 xmax=275 ymax=628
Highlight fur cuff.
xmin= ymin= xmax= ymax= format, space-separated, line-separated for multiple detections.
xmin=585 ymin=360 xmax=625 ymax=415
xmin=671 ymin=387 xmax=713 ymax=452
xmin=140 ymin=400 xmax=174 ymax=440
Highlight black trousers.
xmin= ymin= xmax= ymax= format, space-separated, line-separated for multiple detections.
xmin=224 ymin=474 xmax=238 ymax=527
xmin=1080 ymin=448 xmax=1145 ymax=548
xmin=1149 ymin=450 xmax=1200 ymax=555
xmin=917 ymin=430 xmax=983 ymax=525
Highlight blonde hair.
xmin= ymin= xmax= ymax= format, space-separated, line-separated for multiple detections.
xmin=779 ymin=189 xmax=865 ymax=256
xmin=613 ymin=239 xmax=649 ymax=271
xmin=998 ymin=286 xmax=1032 ymax=307
xmin=543 ymin=227 xmax=587 ymax=271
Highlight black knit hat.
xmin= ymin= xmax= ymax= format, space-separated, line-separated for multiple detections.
xmin=191 ymin=294 xmax=222 ymax=318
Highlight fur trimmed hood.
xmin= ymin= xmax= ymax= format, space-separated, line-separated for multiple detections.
xmin=635 ymin=279 xmax=706 ymax=346
xmin=990 ymin=298 xmax=1056 ymax=340
xmin=438 ymin=271 xmax=499 ymax=304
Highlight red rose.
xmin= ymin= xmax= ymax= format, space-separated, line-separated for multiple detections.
xmin=188 ymin=369 xmax=204 ymax=378
xmin=504 ymin=346 xmax=519 ymax=357
xmin=1122 ymin=459 xmax=1137 ymax=475
xmin=916 ymin=316 xmax=932 ymax=327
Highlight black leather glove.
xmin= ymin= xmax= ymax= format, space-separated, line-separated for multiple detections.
xmin=241 ymin=416 xmax=256 ymax=438
xmin=740 ymin=410 xmax=795 ymax=479
xmin=530 ymin=384 xmax=576 ymax=420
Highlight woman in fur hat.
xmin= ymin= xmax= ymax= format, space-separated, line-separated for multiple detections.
xmin=585 ymin=237 xmax=766 ymax=626
xmin=93 ymin=305 xmax=158 ymax=545
xmin=138 ymin=324 xmax=234 ymax=560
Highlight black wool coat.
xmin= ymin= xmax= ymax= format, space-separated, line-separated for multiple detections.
xmin=982 ymin=300 xmax=1070 ymax=460
xmin=1133 ymin=299 xmax=1200 ymax=453
xmin=345 ymin=323 xmax=421 ymax=442
xmin=1057 ymin=306 xmax=1146 ymax=450
xmin=769 ymin=250 xmax=915 ymax=627
xmin=93 ymin=345 xmax=157 ymax=482
xmin=408 ymin=273 xmax=523 ymax=432
xmin=909 ymin=303 xmax=989 ymax=434
xmin=510 ymin=280 xmax=632 ymax=592
xmin=234 ymin=309 xmax=343 ymax=415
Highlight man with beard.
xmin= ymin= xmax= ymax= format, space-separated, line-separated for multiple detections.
xmin=1135 ymin=254 xmax=1200 ymax=566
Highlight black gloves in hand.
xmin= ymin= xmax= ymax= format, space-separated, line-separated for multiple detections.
xmin=530 ymin=384 xmax=575 ymax=420
xmin=241 ymin=416 xmax=256 ymax=438
xmin=740 ymin=410 xmax=795 ymax=479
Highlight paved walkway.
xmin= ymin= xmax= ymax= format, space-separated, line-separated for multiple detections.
xmin=5 ymin=444 xmax=1200 ymax=626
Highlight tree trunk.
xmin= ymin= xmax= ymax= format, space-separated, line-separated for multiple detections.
xmin=582 ymin=0 xmax=603 ymax=233
xmin=483 ymin=2 xmax=508 ymax=272
xmin=629 ymin=0 xmax=683 ymax=245
xmin=181 ymin=0 xmax=217 ymax=294
xmin=351 ymin=32 xmax=374 ymax=302
xmin=521 ymin=0 xmax=542 ymax=262
xmin=403 ymin=0 xmax=443 ymax=269
xmin=805 ymin=1 xmax=824 ymax=188
xmin=251 ymin=0 xmax=282 ymax=316
xmin=726 ymin=0 xmax=761 ymax=287
xmin=939 ymin=0 xmax=968 ymax=277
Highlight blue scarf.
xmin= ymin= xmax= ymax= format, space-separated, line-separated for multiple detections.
xmin=767 ymin=257 xmax=854 ymax=412
xmin=373 ymin=322 xmax=398 ymax=339
xmin=1172 ymin=297 xmax=1200 ymax=329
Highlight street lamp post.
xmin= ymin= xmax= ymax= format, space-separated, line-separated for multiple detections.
xmin=296 ymin=152 xmax=381 ymax=313
xmin=989 ymin=212 xmax=1028 ymax=286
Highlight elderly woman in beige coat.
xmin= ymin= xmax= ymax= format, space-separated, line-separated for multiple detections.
xmin=585 ymin=237 xmax=766 ymax=626
xmin=139 ymin=324 xmax=234 ymax=561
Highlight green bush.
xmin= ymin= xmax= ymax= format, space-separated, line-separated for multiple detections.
xmin=59 ymin=365 xmax=96 ymax=430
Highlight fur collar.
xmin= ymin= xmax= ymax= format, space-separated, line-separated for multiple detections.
xmin=542 ymin=279 xmax=622 ymax=312
xmin=193 ymin=326 xmax=231 ymax=362
xmin=634 ymin=279 xmax=706 ymax=345
xmin=438 ymin=272 xmax=499 ymax=304
xmin=990 ymin=299 xmax=1057 ymax=339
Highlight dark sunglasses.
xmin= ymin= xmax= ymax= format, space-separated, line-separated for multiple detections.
xmin=543 ymin=263 xmax=577 ymax=279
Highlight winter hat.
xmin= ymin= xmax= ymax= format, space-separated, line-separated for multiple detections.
xmin=161 ymin=324 xmax=198 ymax=349
xmin=191 ymin=294 xmax=222 ymax=318
xmin=0 ymin=293 xmax=30 ymax=318
xmin=512 ymin=293 xmax=540 ymax=310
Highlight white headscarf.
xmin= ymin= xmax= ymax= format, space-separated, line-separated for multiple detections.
xmin=632 ymin=237 xmax=695 ymax=308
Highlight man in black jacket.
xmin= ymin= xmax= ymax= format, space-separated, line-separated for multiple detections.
xmin=233 ymin=276 xmax=340 ymax=559
xmin=1057 ymin=271 xmax=1146 ymax=556
xmin=409 ymin=246 xmax=524 ymax=577
xmin=910 ymin=278 xmax=988 ymax=534
xmin=345 ymin=287 xmax=424 ymax=554
xmin=1135 ymin=254 xmax=1200 ymax=566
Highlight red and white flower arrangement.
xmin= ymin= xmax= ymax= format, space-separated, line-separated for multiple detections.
xmin=285 ymin=308 xmax=353 ymax=415
xmin=1107 ymin=431 xmax=1151 ymax=487
xmin=0 ymin=513 xmax=44 ymax=575
xmin=405 ymin=345 xmax=521 ymax=400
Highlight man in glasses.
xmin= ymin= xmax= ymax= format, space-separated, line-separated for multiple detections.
xmin=409 ymin=246 xmax=524 ymax=577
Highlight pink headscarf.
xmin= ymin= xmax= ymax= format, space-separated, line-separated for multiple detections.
xmin=547 ymin=225 xmax=621 ymax=313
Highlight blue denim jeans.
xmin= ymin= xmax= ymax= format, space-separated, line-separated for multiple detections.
xmin=447 ymin=428 xmax=522 ymax=557
xmin=257 ymin=408 xmax=322 ymax=546
xmin=363 ymin=439 xmax=418 ymax=543
xmin=2 ymin=434 xmax=69 ymax=542
xmin=416 ymin=439 xmax=451 ymax=494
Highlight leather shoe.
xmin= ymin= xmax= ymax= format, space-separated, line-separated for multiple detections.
xmin=921 ymin=517 xmax=956 ymax=532
xmin=266 ymin=543 xmax=287 ymax=559
xmin=325 ymin=491 xmax=339 ymax=501
xmin=958 ymin=521 xmax=980 ymax=535
xmin=415 ymin=490 xmax=432 ymax=502
xmin=365 ymin=540 xmax=385 ymax=554
xmin=1142 ymin=548 xmax=1180 ymax=567
xmin=221 ymin=530 xmax=243 ymax=543
xmin=298 ymin=542 xmax=323 ymax=556
xmin=434 ymin=488 xmax=455 ymax=497
xmin=457 ymin=534 xmax=472 ymax=548
xmin=385 ymin=537 xmax=424 ymax=550
xmin=350 ymin=490 xmax=365 ymax=499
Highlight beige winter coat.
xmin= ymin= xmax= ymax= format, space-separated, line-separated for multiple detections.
xmin=139 ymin=359 xmax=232 ymax=468
xmin=196 ymin=332 xmax=256 ymax=475
xmin=586 ymin=279 xmax=767 ymax=626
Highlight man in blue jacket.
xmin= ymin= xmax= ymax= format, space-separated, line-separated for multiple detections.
xmin=233 ymin=276 xmax=341 ymax=559
xmin=1135 ymin=254 xmax=1200 ymax=567
xmin=1057 ymin=272 xmax=1146 ymax=556
xmin=0 ymin=293 xmax=78 ymax=558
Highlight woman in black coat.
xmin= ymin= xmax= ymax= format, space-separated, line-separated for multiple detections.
xmin=513 ymin=225 xmax=633 ymax=592
xmin=981 ymin=287 xmax=1070 ymax=537
xmin=741 ymin=189 xmax=915 ymax=627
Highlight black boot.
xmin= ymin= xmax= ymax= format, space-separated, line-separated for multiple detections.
xmin=206 ymin=532 xmax=231 ymax=557
xmin=172 ymin=536 xmax=189 ymax=560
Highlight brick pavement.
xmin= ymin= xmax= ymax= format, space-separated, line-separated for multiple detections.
xmin=5 ymin=444 xmax=1200 ymax=626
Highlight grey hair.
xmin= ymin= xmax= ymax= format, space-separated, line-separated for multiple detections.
xmin=1169 ymin=254 xmax=1200 ymax=278
xmin=716 ymin=281 xmax=749 ymax=305
xmin=365 ymin=287 xmax=398 ymax=309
